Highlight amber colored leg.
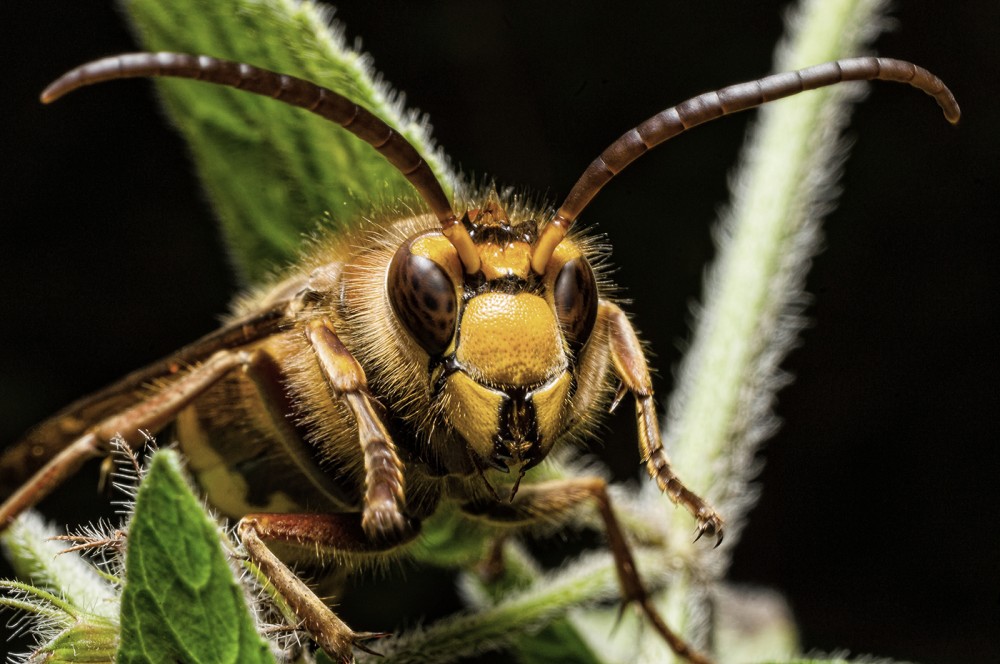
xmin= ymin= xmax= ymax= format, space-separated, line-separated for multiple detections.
xmin=602 ymin=302 xmax=724 ymax=543
xmin=305 ymin=318 xmax=407 ymax=540
xmin=462 ymin=477 xmax=713 ymax=664
xmin=0 ymin=350 xmax=254 ymax=529
xmin=237 ymin=512 xmax=418 ymax=663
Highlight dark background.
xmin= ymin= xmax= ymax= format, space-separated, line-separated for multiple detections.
xmin=1 ymin=2 xmax=996 ymax=662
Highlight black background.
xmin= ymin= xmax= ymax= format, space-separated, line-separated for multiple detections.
xmin=1 ymin=2 xmax=997 ymax=662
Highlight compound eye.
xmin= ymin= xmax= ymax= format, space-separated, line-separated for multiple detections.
xmin=553 ymin=257 xmax=598 ymax=351
xmin=388 ymin=241 xmax=458 ymax=356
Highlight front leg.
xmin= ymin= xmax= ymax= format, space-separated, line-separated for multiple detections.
xmin=238 ymin=512 xmax=419 ymax=663
xmin=602 ymin=302 xmax=724 ymax=543
xmin=305 ymin=318 xmax=407 ymax=539
xmin=462 ymin=477 xmax=713 ymax=664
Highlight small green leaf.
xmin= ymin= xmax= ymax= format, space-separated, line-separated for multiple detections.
xmin=411 ymin=501 xmax=494 ymax=568
xmin=1 ymin=513 xmax=123 ymax=662
xmin=0 ymin=577 xmax=119 ymax=663
xmin=122 ymin=0 xmax=456 ymax=282
xmin=31 ymin=620 xmax=119 ymax=663
xmin=117 ymin=450 xmax=273 ymax=664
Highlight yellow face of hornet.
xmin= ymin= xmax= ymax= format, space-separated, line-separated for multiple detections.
xmin=386 ymin=197 xmax=597 ymax=487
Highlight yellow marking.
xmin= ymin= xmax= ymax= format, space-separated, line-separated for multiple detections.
xmin=176 ymin=408 xmax=222 ymax=473
xmin=478 ymin=242 xmax=532 ymax=280
xmin=411 ymin=233 xmax=464 ymax=287
xmin=457 ymin=293 xmax=564 ymax=386
xmin=550 ymin=240 xmax=583 ymax=266
xmin=196 ymin=464 xmax=301 ymax=518
xmin=442 ymin=371 xmax=504 ymax=460
xmin=531 ymin=371 xmax=572 ymax=458
xmin=176 ymin=408 xmax=303 ymax=519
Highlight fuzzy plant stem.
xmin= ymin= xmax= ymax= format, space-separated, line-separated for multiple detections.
xmin=659 ymin=0 xmax=889 ymax=653
xmin=355 ymin=548 xmax=666 ymax=664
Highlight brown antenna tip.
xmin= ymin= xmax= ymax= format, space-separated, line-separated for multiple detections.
xmin=533 ymin=56 xmax=961 ymax=275
xmin=39 ymin=52 xmax=463 ymax=239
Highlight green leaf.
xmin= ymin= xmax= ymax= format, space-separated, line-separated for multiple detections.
xmin=117 ymin=450 xmax=273 ymax=664
xmin=122 ymin=0 xmax=456 ymax=282
xmin=410 ymin=501 xmax=494 ymax=568
xmin=1 ymin=575 xmax=118 ymax=663
xmin=1 ymin=513 xmax=122 ymax=662
xmin=0 ymin=592 xmax=119 ymax=664
xmin=29 ymin=620 xmax=119 ymax=664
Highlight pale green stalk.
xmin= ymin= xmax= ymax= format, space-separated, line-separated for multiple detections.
xmin=0 ymin=514 xmax=121 ymax=662
xmin=667 ymin=0 xmax=888 ymax=552
xmin=355 ymin=548 xmax=668 ymax=664
xmin=1 ymin=512 xmax=118 ymax=620
xmin=659 ymin=0 xmax=889 ymax=657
